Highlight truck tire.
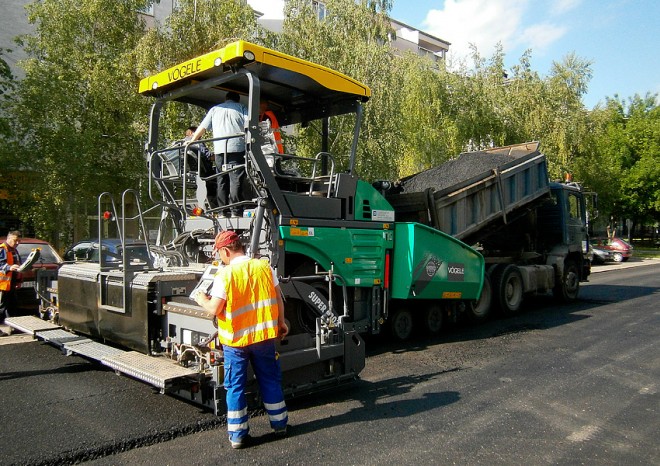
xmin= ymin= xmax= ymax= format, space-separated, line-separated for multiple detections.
xmin=466 ymin=273 xmax=492 ymax=324
xmin=553 ymin=259 xmax=580 ymax=302
xmin=492 ymin=264 xmax=523 ymax=314
xmin=421 ymin=304 xmax=443 ymax=335
xmin=389 ymin=307 xmax=414 ymax=341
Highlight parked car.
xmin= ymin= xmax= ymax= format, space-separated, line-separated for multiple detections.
xmin=64 ymin=238 xmax=152 ymax=266
xmin=590 ymin=244 xmax=614 ymax=264
xmin=591 ymin=237 xmax=634 ymax=263
xmin=0 ymin=237 xmax=63 ymax=315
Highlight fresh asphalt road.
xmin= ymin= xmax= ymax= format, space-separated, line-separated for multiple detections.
xmin=0 ymin=261 xmax=658 ymax=465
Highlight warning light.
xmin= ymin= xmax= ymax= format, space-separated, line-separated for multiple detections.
xmin=192 ymin=206 xmax=203 ymax=216
xmin=102 ymin=211 xmax=114 ymax=221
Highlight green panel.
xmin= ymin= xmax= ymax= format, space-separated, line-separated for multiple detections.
xmin=391 ymin=223 xmax=484 ymax=300
xmin=280 ymin=225 xmax=393 ymax=287
xmin=354 ymin=180 xmax=395 ymax=222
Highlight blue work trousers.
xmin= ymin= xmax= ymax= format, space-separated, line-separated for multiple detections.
xmin=223 ymin=339 xmax=288 ymax=442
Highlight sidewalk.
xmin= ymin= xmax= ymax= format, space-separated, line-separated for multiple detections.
xmin=590 ymin=256 xmax=660 ymax=273
xmin=0 ymin=323 xmax=32 ymax=344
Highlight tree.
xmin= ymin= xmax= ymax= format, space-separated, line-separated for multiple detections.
xmin=615 ymin=94 xmax=660 ymax=224
xmin=0 ymin=48 xmax=15 ymax=140
xmin=5 ymin=0 xmax=152 ymax=247
xmin=131 ymin=0 xmax=260 ymax=143
xmin=277 ymin=0 xmax=401 ymax=181
xmin=541 ymin=53 xmax=593 ymax=178
xmin=575 ymin=93 xmax=660 ymax=235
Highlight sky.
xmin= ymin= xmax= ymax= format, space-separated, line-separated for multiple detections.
xmin=250 ymin=0 xmax=660 ymax=109
xmin=392 ymin=0 xmax=660 ymax=109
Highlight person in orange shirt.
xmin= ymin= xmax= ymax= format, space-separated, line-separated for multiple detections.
xmin=0 ymin=231 xmax=22 ymax=326
xmin=194 ymin=230 xmax=288 ymax=449
xmin=259 ymin=102 xmax=284 ymax=154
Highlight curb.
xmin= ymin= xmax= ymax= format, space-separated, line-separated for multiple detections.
xmin=590 ymin=257 xmax=660 ymax=273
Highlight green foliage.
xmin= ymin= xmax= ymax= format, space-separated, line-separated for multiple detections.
xmin=2 ymin=0 xmax=658 ymax=240
xmin=131 ymin=0 xmax=259 ymax=144
xmin=575 ymin=94 xmax=660 ymax=225
xmin=4 ymin=0 xmax=151 ymax=246
xmin=0 ymin=48 xmax=16 ymax=141
xmin=278 ymin=0 xmax=400 ymax=181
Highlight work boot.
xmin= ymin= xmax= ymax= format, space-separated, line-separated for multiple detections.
xmin=229 ymin=435 xmax=250 ymax=449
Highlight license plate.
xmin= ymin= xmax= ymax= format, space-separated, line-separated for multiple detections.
xmin=21 ymin=281 xmax=36 ymax=289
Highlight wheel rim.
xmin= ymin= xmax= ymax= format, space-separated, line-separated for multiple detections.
xmin=391 ymin=309 xmax=413 ymax=340
xmin=503 ymin=272 xmax=523 ymax=311
xmin=613 ymin=252 xmax=623 ymax=262
xmin=564 ymin=264 xmax=579 ymax=298
xmin=470 ymin=275 xmax=492 ymax=319
xmin=424 ymin=306 xmax=443 ymax=334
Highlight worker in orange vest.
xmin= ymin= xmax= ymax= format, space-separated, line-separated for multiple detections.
xmin=259 ymin=102 xmax=284 ymax=154
xmin=0 ymin=230 xmax=22 ymax=326
xmin=194 ymin=230 xmax=288 ymax=449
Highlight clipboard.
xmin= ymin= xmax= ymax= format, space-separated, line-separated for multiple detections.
xmin=17 ymin=248 xmax=41 ymax=273
xmin=190 ymin=262 xmax=223 ymax=301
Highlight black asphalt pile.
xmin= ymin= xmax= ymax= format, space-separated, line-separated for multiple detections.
xmin=400 ymin=151 xmax=516 ymax=194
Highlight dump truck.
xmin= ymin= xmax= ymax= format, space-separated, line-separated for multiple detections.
xmin=383 ymin=141 xmax=591 ymax=332
xmin=7 ymin=41 xmax=485 ymax=414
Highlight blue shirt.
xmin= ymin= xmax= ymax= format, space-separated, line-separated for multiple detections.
xmin=199 ymin=100 xmax=248 ymax=155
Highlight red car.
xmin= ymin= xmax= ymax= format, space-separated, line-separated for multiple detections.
xmin=0 ymin=237 xmax=63 ymax=314
xmin=591 ymin=237 xmax=634 ymax=263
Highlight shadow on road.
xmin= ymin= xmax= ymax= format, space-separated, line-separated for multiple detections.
xmin=0 ymin=361 xmax=102 ymax=381
xmin=248 ymin=371 xmax=461 ymax=446
xmin=365 ymin=281 xmax=659 ymax=358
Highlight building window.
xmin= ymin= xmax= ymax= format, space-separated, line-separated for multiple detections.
xmin=418 ymin=47 xmax=439 ymax=62
xmin=140 ymin=4 xmax=155 ymax=16
xmin=311 ymin=0 xmax=327 ymax=20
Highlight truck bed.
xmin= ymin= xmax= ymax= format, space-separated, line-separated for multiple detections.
xmin=387 ymin=142 xmax=550 ymax=243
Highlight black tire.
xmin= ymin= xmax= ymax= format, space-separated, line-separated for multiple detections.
xmin=613 ymin=252 xmax=624 ymax=262
xmin=553 ymin=259 xmax=580 ymax=302
xmin=285 ymin=262 xmax=334 ymax=336
xmin=389 ymin=307 xmax=414 ymax=341
xmin=421 ymin=304 xmax=444 ymax=335
xmin=466 ymin=273 xmax=493 ymax=324
xmin=492 ymin=264 xmax=524 ymax=314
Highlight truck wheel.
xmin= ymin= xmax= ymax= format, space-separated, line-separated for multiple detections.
xmin=421 ymin=304 xmax=443 ymax=335
xmin=389 ymin=307 xmax=414 ymax=341
xmin=553 ymin=260 xmax=580 ymax=302
xmin=466 ymin=273 xmax=492 ymax=323
xmin=492 ymin=265 xmax=523 ymax=314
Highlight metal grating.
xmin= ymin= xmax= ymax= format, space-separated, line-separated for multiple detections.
xmin=102 ymin=351 xmax=198 ymax=389
xmin=35 ymin=328 xmax=88 ymax=347
xmin=64 ymin=340 xmax=125 ymax=360
xmin=5 ymin=315 xmax=60 ymax=335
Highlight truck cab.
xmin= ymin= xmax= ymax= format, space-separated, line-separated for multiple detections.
xmin=540 ymin=182 xmax=592 ymax=287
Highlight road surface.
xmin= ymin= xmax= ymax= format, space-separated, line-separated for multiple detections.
xmin=0 ymin=260 xmax=658 ymax=465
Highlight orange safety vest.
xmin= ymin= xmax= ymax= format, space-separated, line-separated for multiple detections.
xmin=260 ymin=110 xmax=284 ymax=154
xmin=0 ymin=242 xmax=15 ymax=292
xmin=216 ymin=258 xmax=279 ymax=347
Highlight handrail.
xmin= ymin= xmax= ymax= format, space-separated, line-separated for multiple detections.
xmin=309 ymin=152 xmax=336 ymax=197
